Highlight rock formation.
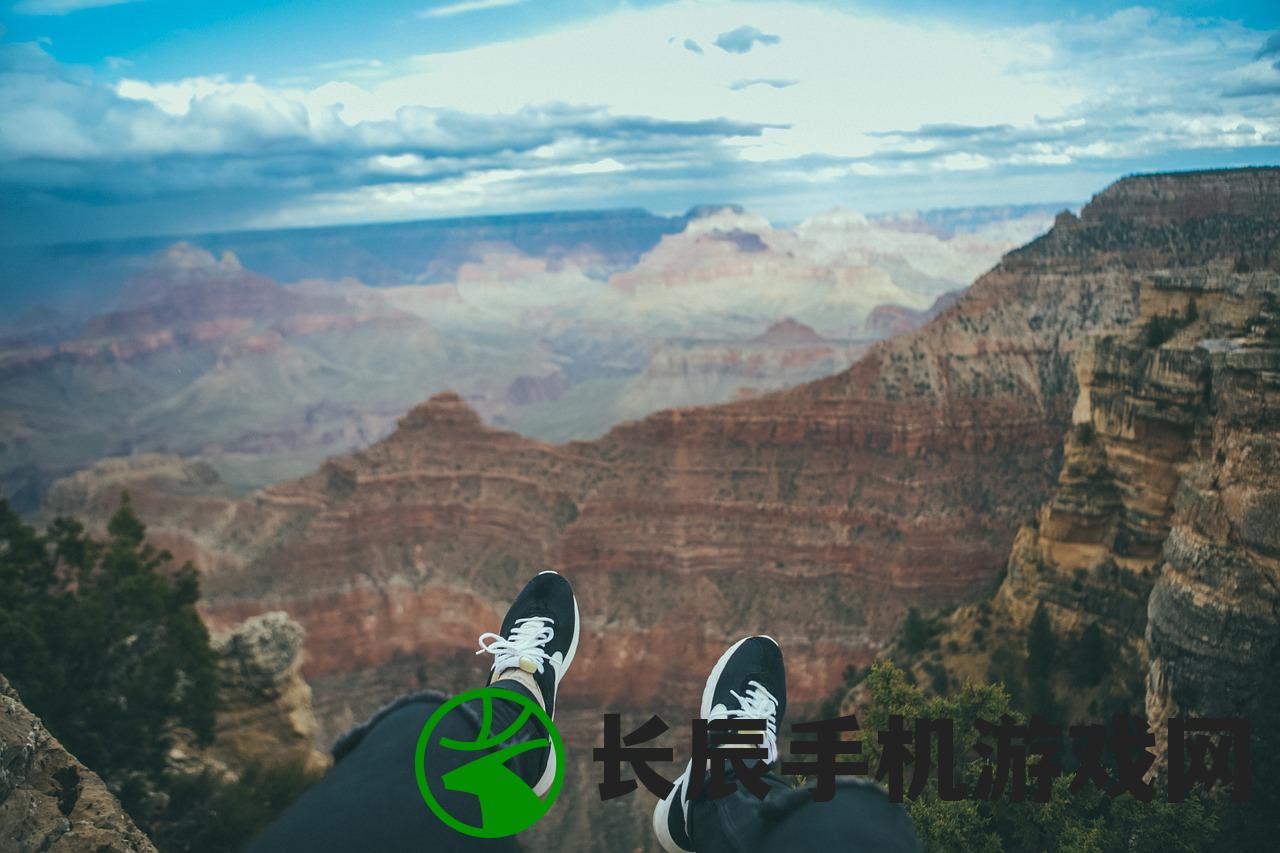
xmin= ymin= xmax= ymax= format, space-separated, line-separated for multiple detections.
xmin=2 ymin=203 xmax=1043 ymax=510
xmin=0 ymin=675 xmax=157 ymax=853
xmin=882 ymin=169 xmax=1280 ymax=759
xmin=1144 ymin=294 xmax=1280 ymax=756
xmin=42 ymin=167 xmax=1279 ymax=851
xmin=195 ymin=612 xmax=330 ymax=779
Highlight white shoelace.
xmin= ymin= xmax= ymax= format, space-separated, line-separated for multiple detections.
xmin=476 ymin=616 xmax=556 ymax=675
xmin=707 ymin=679 xmax=780 ymax=764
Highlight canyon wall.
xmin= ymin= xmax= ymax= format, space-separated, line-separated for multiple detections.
xmin=888 ymin=169 xmax=1280 ymax=759
xmin=1144 ymin=295 xmax=1280 ymax=749
xmin=44 ymin=168 xmax=1279 ymax=850
xmin=127 ymin=174 xmax=1164 ymax=729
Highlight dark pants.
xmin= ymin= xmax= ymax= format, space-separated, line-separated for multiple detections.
xmin=247 ymin=681 xmax=539 ymax=853
xmin=248 ymin=689 xmax=920 ymax=852
xmin=688 ymin=768 xmax=921 ymax=853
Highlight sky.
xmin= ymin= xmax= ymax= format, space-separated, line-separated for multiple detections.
xmin=1 ymin=0 xmax=1278 ymax=244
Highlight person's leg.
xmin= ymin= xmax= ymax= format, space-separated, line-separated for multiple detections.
xmin=683 ymin=774 xmax=921 ymax=852
xmin=653 ymin=636 xmax=788 ymax=853
xmin=683 ymin=765 xmax=793 ymax=853
xmin=247 ymin=690 xmax=522 ymax=852
xmin=653 ymin=636 xmax=920 ymax=853
xmin=750 ymin=779 xmax=920 ymax=852
xmin=247 ymin=570 xmax=579 ymax=853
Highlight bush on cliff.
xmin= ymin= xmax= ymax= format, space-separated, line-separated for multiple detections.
xmin=903 ymin=606 xmax=936 ymax=654
xmin=150 ymin=760 xmax=316 ymax=853
xmin=0 ymin=496 xmax=314 ymax=851
xmin=0 ymin=495 xmax=217 ymax=813
xmin=861 ymin=660 xmax=1219 ymax=853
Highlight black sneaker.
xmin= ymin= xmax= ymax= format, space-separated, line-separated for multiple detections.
xmin=477 ymin=570 xmax=580 ymax=719
xmin=653 ymin=636 xmax=786 ymax=853
xmin=476 ymin=570 xmax=580 ymax=797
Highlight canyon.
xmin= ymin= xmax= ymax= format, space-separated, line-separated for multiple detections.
xmin=848 ymin=168 xmax=1280 ymax=793
xmin=1 ymin=205 xmax=1053 ymax=513
xmin=25 ymin=168 xmax=1279 ymax=850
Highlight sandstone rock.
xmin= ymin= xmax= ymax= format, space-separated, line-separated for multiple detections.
xmin=45 ymin=167 xmax=1280 ymax=851
xmin=0 ymin=675 xmax=156 ymax=853
xmin=1145 ymin=295 xmax=1280 ymax=758
xmin=894 ymin=171 xmax=1280 ymax=764
xmin=203 ymin=612 xmax=330 ymax=778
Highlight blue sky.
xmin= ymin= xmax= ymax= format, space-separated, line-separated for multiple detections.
xmin=2 ymin=0 xmax=1278 ymax=243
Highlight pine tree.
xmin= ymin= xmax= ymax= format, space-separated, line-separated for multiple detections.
xmin=902 ymin=606 xmax=931 ymax=654
xmin=1073 ymin=622 xmax=1109 ymax=687
xmin=1026 ymin=603 xmax=1056 ymax=681
xmin=0 ymin=496 xmax=218 ymax=815
xmin=1025 ymin=603 xmax=1057 ymax=718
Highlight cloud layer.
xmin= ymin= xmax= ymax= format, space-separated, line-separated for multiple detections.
xmin=1 ymin=1 xmax=1278 ymax=243
xmin=713 ymin=25 xmax=781 ymax=53
xmin=419 ymin=0 xmax=526 ymax=20
xmin=13 ymin=0 xmax=142 ymax=14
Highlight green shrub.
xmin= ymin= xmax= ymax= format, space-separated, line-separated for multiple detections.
xmin=860 ymin=661 xmax=1220 ymax=852
xmin=903 ymin=607 xmax=935 ymax=654
xmin=150 ymin=761 xmax=316 ymax=853
xmin=0 ymin=496 xmax=217 ymax=815
xmin=0 ymin=497 xmax=316 ymax=850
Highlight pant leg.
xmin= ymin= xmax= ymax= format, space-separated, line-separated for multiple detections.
xmin=247 ymin=683 xmax=549 ymax=853
xmin=687 ymin=765 xmax=921 ymax=853
xmin=750 ymin=780 xmax=921 ymax=853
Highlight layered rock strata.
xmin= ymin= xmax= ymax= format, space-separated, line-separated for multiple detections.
xmin=884 ymin=170 xmax=1280 ymax=758
xmin=44 ymin=168 xmax=1280 ymax=851
xmin=1145 ymin=295 xmax=1280 ymax=749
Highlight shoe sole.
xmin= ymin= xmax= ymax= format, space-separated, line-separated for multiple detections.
xmin=532 ymin=570 xmax=579 ymax=797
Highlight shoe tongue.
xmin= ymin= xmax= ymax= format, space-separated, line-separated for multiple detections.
xmin=518 ymin=656 xmax=539 ymax=673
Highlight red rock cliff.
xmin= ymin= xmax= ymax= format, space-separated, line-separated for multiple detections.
xmin=48 ymin=167 xmax=1280 ymax=852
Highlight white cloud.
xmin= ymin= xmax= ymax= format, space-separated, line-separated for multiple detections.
xmin=14 ymin=0 xmax=142 ymax=15
xmin=713 ymin=25 xmax=781 ymax=54
xmin=418 ymin=0 xmax=524 ymax=20
xmin=566 ymin=157 xmax=626 ymax=174
xmin=2 ymin=1 xmax=1277 ymax=241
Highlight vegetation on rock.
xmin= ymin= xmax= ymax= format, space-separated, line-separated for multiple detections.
xmin=0 ymin=497 xmax=313 ymax=852
xmin=859 ymin=659 xmax=1220 ymax=852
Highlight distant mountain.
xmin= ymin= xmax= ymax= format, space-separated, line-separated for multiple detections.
xmin=0 ymin=208 xmax=688 ymax=320
xmin=1 ymin=203 xmax=1056 ymax=511
xmin=43 ymin=169 xmax=1273 ymax=853
xmin=752 ymin=318 xmax=825 ymax=344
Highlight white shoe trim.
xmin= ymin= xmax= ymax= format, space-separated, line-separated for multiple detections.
xmin=531 ymin=572 xmax=579 ymax=796
xmin=653 ymin=761 xmax=693 ymax=853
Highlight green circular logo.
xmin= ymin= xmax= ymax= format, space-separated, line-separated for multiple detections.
xmin=414 ymin=686 xmax=565 ymax=838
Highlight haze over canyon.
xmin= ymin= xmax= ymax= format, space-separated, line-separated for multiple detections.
xmin=34 ymin=168 xmax=1279 ymax=850
xmin=0 ymin=201 xmax=1056 ymax=512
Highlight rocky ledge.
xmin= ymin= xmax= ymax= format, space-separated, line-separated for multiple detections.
xmin=0 ymin=675 xmax=156 ymax=853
